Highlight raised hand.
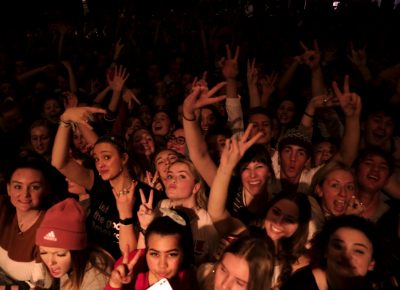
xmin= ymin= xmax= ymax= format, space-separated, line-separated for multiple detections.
xmin=108 ymin=246 xmax=141 ymax=288
xmin=144 ymin=171 xmax=162 ymax=191
xmin=62 ymin=91 xmax=79 ymax=108
xmin=112 ymin=181 xmax=137 ymax=219
xmin=345 ymin=195 xmax=364 ymax=216
xmin=60 ymin=106 xmax=106 ymax=130
xmin=182 ymin=81 xmax=226 ymax=120
xmin=260 ymin=71 xmax=279 ymax=97
xmin=137 ymin=189 xmax=155 ymax=232
xmin=300 ymin=40 xmax=321 ymax=71
xmin=332 ymin=75 xmax=362 ymax=118
xmin=247 ymin=58 xmax=258 ymax=87
xmin=347 ymin=42 xmax=367 ymax=67
xmin=219 ymin=45 xmax=240 ymax=80
xmin=107 ymin=65 xmax=130 ymax=92
xmin=113 ymin=38 xmax=125 ymax=61
xmin=220 ymin=124 xmax=263 ymax=170
xmin=122 ymin=88 xmax=141 ymax=110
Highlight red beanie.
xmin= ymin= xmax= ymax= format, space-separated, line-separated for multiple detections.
xmin=36 ymin=198 xmax=87 ymax=250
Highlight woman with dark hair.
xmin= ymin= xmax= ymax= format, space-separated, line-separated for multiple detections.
xmin=52 ymin=106 xmax=158 ymax=259
xmin=128 ymin=127 xmax=157 ymax=181
xmin=36 ymin=198 xmax=114 ymax=289
xmin=208 ymin=129 xmax=312 ymax=288
xmin=281 ymin=215 xmax=384 ymax=290
xmin=0 ymin=157 xmax=56 ymax=288
xmin=105 ymin=209 xmax=198 ymax=290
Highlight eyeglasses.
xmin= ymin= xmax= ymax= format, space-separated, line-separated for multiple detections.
xmin=168 ymin=136 xmax=186 ymax=145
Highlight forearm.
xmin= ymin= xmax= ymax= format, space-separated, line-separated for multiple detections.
xmin=183 ymin=117 xmax=217 ymax=186
xmin=15 ymin=66 xmax=47 ymax=82
xmin=93 ymin=86 xmax=112 ymax=104
xmin=118 ymin=224 xmax=138 ymax=254
xmin=277 ymin=60 xmax=300 ymax=97
xmin=111 ymin=102 xmax=128 ymax=135
xmin=226 ymin=97 xmax=244 ymax=135
xmin=248 ymin=82 xmax=261 ymax=108
xmin=311 ymin=66 xmax=327 ymax=97
xmin=355 ymin=64 xmax=372 ymax=83
xmin=51 ymin=122 xmax=73 ymax=170
xmin=65 ymin=66 xmax=78 ymax=94
xmin=337 ymin=116 xmax=360 ymax=165
xmin=77 ymin=123 xmax=98 ymax=147
xmin=108 ymin=90 xmax=122 ymax=113
xmin=208 ymin=165 xmax=234 ymax=222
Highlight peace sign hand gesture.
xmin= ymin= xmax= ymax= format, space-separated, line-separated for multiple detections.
xmin=220 ymin=123 xmax=264 ymax=171
xmin=300 ymin=40 xmax=321 ymax=71
xmin=219 ymin=45 xmax=240 ymax=80
xmin=332 ymin=75 xmax=362 ymax=118
xmin=137 ymin=189 xmax=155 ymax=232
xmin=182 ymin=80 xmax=226 ymax=121
xmin=109 ymin=246 xmax=142 ymax=288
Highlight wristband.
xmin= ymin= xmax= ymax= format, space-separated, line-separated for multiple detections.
xmin=119 ymin=217 xmax=134 ymax=225
xmin=304 ymin=111 xmax=314 ymax=119
xmin=182 ymin=113 xmax=196 ymax=122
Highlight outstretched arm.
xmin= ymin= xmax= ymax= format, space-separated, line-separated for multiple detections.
xmin=220 ymin=45 xmax=244 ymax=134
xmin=51 ymin=106 xmax=106 ymax=190
xmin=208 ymin=124 xmax=262 ymax=236
xmin=182 ymin=81 xmax=226 ymax=186
xmin=113 ymin=181 xmax=139 ymax=253
xmin=300 ymin=40 xmax=327 ymax=97
xmin=331 ymin=75 xmax=362 ymax=165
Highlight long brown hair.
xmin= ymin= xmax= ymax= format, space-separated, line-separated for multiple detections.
xmin=63 ymin=246 xmax=114 ymax=290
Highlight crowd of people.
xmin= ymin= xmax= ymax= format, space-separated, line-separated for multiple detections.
xmin=0 ymin=0 xmax=400 ymax=289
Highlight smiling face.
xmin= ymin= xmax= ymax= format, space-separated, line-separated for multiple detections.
xmin=42 ymin=99 xmax=62 ymax=122
xmin=356 ymin=154 xmax=390 ymax=193
xmin=326 ymin=227 xmax=375 ymax=278
xmin=146 ymin=233 xmax=183 ymax=283
xmin=7 ymin=168 xmax=48 ymax=212
xmin=39 ymin=246 xmax=72 ymax=278
xmin=264 ymin=199 xmax=299 ymax=241
xmin=363 ymin=112 xmax=395 ymax=147
xmin=200 ymin=108 xmax=217 ymax=132
xmin=152 ymin=112 xmax=173 ymax=136
xmin=165 ymin=162 xmax=199 ymax=208
xmin=214 ymin=253 xmax=249 ymax=290
xmin=316 ymin=169 xmax=356 ymax=216
xmin=240 ymin=161 xmax=270 ymax=198
xmin=93 ymin=142 xmax=126 ymax=181
xmin=132 ymin=129 xmax=155 ymax=157
xmin=276 ymin=100 xmax=295 ymax=125
xmin=30 ymin=126 xmax=51 ymax=155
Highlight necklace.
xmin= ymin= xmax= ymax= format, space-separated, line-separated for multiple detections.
xmin=18 ymin=211 xmax=42 ymax=233
xmin=114 ymin=179 xmax=134 ymax=197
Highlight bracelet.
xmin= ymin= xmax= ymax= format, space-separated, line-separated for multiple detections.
xmin=182 ymin=113 xmax=196 ymax=122
xmin=304 ymin=111 xmax=314 ymax=119
xmin=60 ymin=119 xmax=72 ymax=128
xmin=119 ymin=217 xmax=134 ymax=225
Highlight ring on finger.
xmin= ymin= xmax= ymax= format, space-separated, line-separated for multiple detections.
xmin=323 ymin=98 xmax=328 ymax=104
